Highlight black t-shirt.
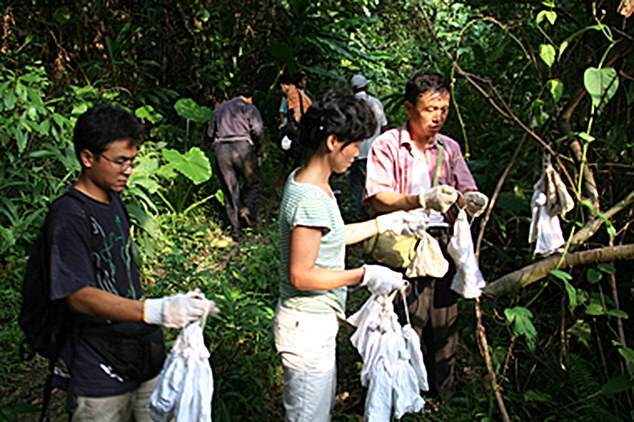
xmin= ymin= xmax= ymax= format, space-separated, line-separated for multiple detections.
xmin=47 ymin=187 xmax=151 ymax=396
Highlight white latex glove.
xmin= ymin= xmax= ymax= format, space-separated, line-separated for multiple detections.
xmin=418 ymin=185 xmax=458 ymax=213
xmin=464 ymin=191 xmax=488 ymax=217
xmin=360 ymin=265 xmax=406 ymax=296
xmin=144 ymin=291 xmax=219 ymax=328
xmin=281 ymin=135 xmax=292 ymax=151
xmin=376 ymin=211 xmax=414 ymax=235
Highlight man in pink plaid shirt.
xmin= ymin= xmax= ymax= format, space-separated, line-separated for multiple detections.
xmin=365 ymin=72 xmax=488 ymax=398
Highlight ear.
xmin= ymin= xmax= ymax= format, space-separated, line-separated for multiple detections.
xmin=404 ymin=100 xmax=414 ymax=114
xmin=79 ymin=149 xmax=95 ymax=169
xmin=325 ymin=134 xmax=338 ymax=152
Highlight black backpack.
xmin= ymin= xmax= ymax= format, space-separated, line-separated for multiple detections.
xmin=18 ymin=190 xmax=95 ymax=421
xmin=19 ymin=190 xmax=94 ymax=361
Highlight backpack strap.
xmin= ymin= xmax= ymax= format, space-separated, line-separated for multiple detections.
xmin=432 ymin=137 xmax=444 ymax=187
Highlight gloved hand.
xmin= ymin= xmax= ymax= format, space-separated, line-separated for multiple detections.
xmin=464 ymin=191 xmax=488 ymax=217
xmin=360 ymin=265 xmax=407 ymax=296
xmin=376 ymin=211 xmax=414 ymax=236
xmin=143 ymin=291 xmax=219 ymax=328
xmin=418 ymin=185 xmax=458 ymax=213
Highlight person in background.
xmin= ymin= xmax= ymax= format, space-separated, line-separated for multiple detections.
xmin=207 ymin=86 xmax=264 ymax=240
xmin=349 ymin=74 xmax=388 ymax=221
xmin=365 ymin=71 xmax=489 ymax=398
xmin=273 ymin=89 xmax=454 ymax=421
xmin=45 ymin=104 xmax=217 ymax=421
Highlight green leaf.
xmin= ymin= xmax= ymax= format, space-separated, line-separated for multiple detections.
xmin=547 ymin=79 xmax=564 ymax=103
xmin=135 ymin=105 xmax=163 ymax=124
xmin=504 ymin=306 xmax=537 ymax=350
xmin=618 ymin=347 xmax=634 ymax=365
xmin=578 ymin=132 xmax=595 ymax=143
xmin=162 ymin=147 xmax=212 ymax=185
xmin=569 ymin=321 xmax=591 ymax=348
xmin=585 ymin=302 xmax=604 ymax=316
xmin=600 ymin=375 xmax=633 ymax=396
xmin=597 ymin=263 xmax=616 ymax=274
xmin=542 ymin=0 xmax=555 ymax=7
xmin=586 ymin=268 xmax=602 ymax=284
xmin=584 ymin=67 xmax=619 ymax=108
xmin=536 ymin=10 xmax=557 ymax=25
xmin=550 ymin=269 xmax=572 ymax=281
xmin=524 ymin=390 xmax=552 ymax=402
xmin=563 ymin=280 xmax=577 ymax=309
xmin=606 ymin=309 xmax=628 ymax=319
xmin=539 ymin=44 xmax=556 ymax=68
xmin=174 ymin=98 xmax=212 ymax=124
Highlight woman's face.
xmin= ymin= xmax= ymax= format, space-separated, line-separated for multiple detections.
xmin=330 ymin=138 xmax=362 ymax=174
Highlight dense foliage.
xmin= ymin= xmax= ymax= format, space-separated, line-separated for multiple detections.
xmin=1 ymin=0 xmax=632 ymax=420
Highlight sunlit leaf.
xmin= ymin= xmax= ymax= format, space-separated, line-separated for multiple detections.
xmin=585 ymin=302 xmax=604 ymax=316
xmin=539 ymin=44 xmax=556 ymax=68
xmin=550 ymin=269 xmax=572 ymax=281
xmin=174 ymin=98 xmax=213 ymax=124
xmin=584 ymin=67 xmax=619 ymax=108
xmin=504 ymin=307 xmax=537 ymax=350
xmin=606 ymin=309 xmax=628 ymax=319
xmin=162 ymin=147 xmax=211 ymax=185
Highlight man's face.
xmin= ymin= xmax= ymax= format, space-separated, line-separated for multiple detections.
xmin=280 ymin=83 xmax=290 ymax=94
xmin=405 ymin=90 xmax=451 ymax=140
xmin=87 ymin=138 xmax=138 ymax=193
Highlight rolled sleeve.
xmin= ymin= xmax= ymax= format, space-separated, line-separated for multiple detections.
xmin=249 ymin=106 xmax=264 ymax=145
xmin=444 ymin=139 xmax=477 ymax=193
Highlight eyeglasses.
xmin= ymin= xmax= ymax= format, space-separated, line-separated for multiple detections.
xmin=100 ymin=153 xmax=136 ymax=171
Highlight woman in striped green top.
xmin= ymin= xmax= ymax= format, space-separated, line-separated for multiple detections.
xmin=273 ymin=90 xmax=412 ymax=422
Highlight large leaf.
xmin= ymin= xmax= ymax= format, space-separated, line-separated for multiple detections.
xmin=504 ymin=306 xmax=537 ymax=350
xmin=174 ymin=98 xmax=212 ymax=124
xmin=162 ymin=147 xmax=211 ymax=185
xmin=600 ymin=375 xmax=633 ymax=396
xmin=584 ymin=67 xmax=619 ymax=108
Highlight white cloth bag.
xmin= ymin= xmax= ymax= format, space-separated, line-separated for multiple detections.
xmin=348 ymin=291 xmax=427 ymax=421
xmin=447 ymin=208 xmax=486 ymax=298
xmin=150 ymin=317 xmax=214 ymax=422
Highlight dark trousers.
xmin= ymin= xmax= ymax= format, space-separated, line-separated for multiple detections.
xmin=212 ymin=141 xmax=259 ymax=238
xmin=348 ymin=158 xmax=368 ymax=221
xmin=397 ymin=228 xmax=458 ymax=398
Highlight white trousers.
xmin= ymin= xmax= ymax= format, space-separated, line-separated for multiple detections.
xmin=273 ymin=305 xmax=339 ymax=422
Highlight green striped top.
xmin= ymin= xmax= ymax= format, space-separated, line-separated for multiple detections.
xmin=278 ymin=169 xmax=347 ymax=316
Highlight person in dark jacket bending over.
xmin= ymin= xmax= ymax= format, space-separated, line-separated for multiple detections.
xmin=208 ymin=87 xmax=264 ymax=240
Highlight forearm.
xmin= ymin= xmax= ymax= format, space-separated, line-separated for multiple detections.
xmin=290 ymin=266 xmax=364 ymax=291
xmin=344 ymin=219 xmax=378 ymax=245
xmin=67 ymin=286 xmax=144 ymax=321
xmin=370 ymin=192 xmax=420 ymax=213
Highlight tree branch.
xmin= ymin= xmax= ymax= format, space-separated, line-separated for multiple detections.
xmin=571 ymin=190 xmax=634 ymax=245
xmin=484 ymin=244 xmax=634 ymax=298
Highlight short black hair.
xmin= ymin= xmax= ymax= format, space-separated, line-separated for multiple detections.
xmin=405 ymin=72 xmax=449 ymax=105
xmin=278 ymin=73 xmax=293 ymax=86
xmin=235 ymin=85 xmax=253 ymax=98
xmin=73 ymin=104 xmax=144 ymax=163
xmin=298 ymin=89 xmax=376 ymax=157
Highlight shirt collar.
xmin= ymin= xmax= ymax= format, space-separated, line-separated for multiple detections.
xmin=399 ymin=124 xmax=440 ymax=151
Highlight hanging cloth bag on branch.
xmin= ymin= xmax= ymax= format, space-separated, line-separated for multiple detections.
xmin=150 ymin=314 xmax=214 ymax=422
xmin=528 ymin=159 xmax=574 ymax=257
xmin=447 ymin=208 xmax=486 ymax=298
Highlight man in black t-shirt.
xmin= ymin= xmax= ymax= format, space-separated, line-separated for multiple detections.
xmin=47 ymin=104 xmax=218 ymax=421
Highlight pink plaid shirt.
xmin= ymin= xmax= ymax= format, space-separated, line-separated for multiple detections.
xmin=365 ymin=126 xmax=477 ymax=200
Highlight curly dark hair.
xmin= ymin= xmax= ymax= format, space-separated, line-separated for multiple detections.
xmin=73 ymin=104 xmax=144 ymax=165
xmin=298 ymin=89 xmax=376 ymax=157
xmin=405 ymin=72 xmax=449 ymax=105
